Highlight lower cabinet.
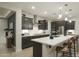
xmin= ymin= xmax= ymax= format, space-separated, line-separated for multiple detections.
xmin=22 ymin=37 xmax=33 ymax=49
xmin=6 ymin=38 xmax=13 ymax=48
xmin=33 ymin=42 xmax=42 ymax=57
xmin=22 ymin=34 xmax=49 ymax=49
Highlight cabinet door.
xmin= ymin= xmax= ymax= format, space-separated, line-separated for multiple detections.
xmin=38 ymin=21 xmax=42 ymax=29
xmin=38 ymin=20 xmax=48 ymax=30
xmin=22 ymin=15 xmax=33 ymax=29
xmin=27 ymin=18 xmax=33 ymax=29
xmin=56 ymin=21 xmax=65 ymax=27
xmin=51 ymin=21 xmax=56 ymax=31
xmin=66 ymin=21 xmax=75 ymax=30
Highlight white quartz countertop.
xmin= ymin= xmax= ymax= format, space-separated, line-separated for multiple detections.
xmin=31 ymin=35 xmax=74 ymax=46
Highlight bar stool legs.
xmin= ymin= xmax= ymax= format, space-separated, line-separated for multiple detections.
xmin=75 ymin=36 xmax=79 ymax=55
xmin=74 ymin=40 xmax=76 ymax=57
xmin=68 ymin=46 xmax=72 ymax=57
xmin=72 ymin=36 xmax=78 ymax=57
xmin=56 ymin=50 xmax=58 ymax=57
xmin=67 ymin=39 xmax=72 ymax=57
xmin=55 ymin=46 xmax=63 ymax=57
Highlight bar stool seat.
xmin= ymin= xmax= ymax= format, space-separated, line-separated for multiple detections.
xmin=56 ymin=45 xmax=70 ymax=57
xmin=61 ymin=41 xmax=73 ymax=57
xmin=61 ymin=46 xmax=69 ymax=57
xmin=61 ymin=47 xmax=69 ymax=52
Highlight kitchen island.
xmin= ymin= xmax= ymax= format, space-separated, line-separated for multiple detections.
xmin=31 ymin=35 xmax=75 ymax=57
xmin=22 ymin=34 xmax=49 ymax=49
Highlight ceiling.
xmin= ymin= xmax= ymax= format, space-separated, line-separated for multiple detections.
xmin=0 ymin=2 xmax=79 ymax=20
xmin=0 ymin=7 xmax=10 ymax=18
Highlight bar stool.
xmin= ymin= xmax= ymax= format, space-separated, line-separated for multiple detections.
xmin=55 ymin=46 xmax=63 ymax=57
xmin=61 ymin=46 xmax=69 ymax=57
xmin=71 ymin=36 xmax=79 ymax=57
xmin=71 ymin=37 xmax=76 ymax=57
xmin=61 ymin=39 xmax=73 ymax=57
xmin=55 ymin=45 xmax=70 ymax=57
xmin=55 ymin=42 xmax=69 ymax=57
xmin=67 ymin=36 xmax=78 ymax=57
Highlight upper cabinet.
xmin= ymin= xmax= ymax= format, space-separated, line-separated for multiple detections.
xmin=51 ymin=21 xmax=75 ymax=35
xmin=51 ymin=21 xmax=75 ymax=30
xmin=38 ymin=20 xmax=48 ymax=30
xmin=51 ymin=21 xmax=59 ymax=35
xmin=51 ymin=21 xmax=64 ymax=31
xmin=22 ymin=14 xmax=33 ymax=29
xmin=51 ymin=21 xmax=56 ymax=31
xmin=65 ymin=21 xmax=75 ymax=30
xmin=8 ymin=13 xmax=16 ymax=30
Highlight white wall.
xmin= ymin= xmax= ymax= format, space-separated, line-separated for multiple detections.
xmin=0 ymin=19 xmax=7 ymax=44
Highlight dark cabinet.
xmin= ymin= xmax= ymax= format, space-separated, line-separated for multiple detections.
xmin=33 ymin=42 xmax=42 ymax=57
xmin=22 ymin=14 xmax=33 ymax=29
xmin=56 ymin=21 xmax=65 ymax=27
xmin=51 ymin=21 xmax=59 ymax=35
xmin=51 ymin=21 xmax=56 ymax=31
xmin=51 ymin=21 xmax=75 ymax=31
xmin=51 ymin=21 xmax=64 ymax=31
xmin=51 ymin=21 xmax=75 ymax=35
xmin=7 ymin=13 xmax=16 ymax=46
xmin=64 ymin=21 xmax=75 ymax=35
xmin=22 ymin=34 xmax=49 ymax=49
xmin=38 ymin=20 xmax=48 ymax=30
xmin=22 ymin=37 xmax=33 ymax=49
xmin=65 ymin=21 xmax=75 ymax=30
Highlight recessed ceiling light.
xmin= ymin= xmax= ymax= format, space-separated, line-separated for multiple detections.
xmin=58 ymin=14 xmax=62 ymax=19
xmin=69 ymin=20 xmax=72 ymax=23
xmin=44 ymin=11 xmax=47 ymax=14
xmin=32 ymin=6 xmax=35 ymax=10
xmin=65 ymin=17 xmax=68 ymax=21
